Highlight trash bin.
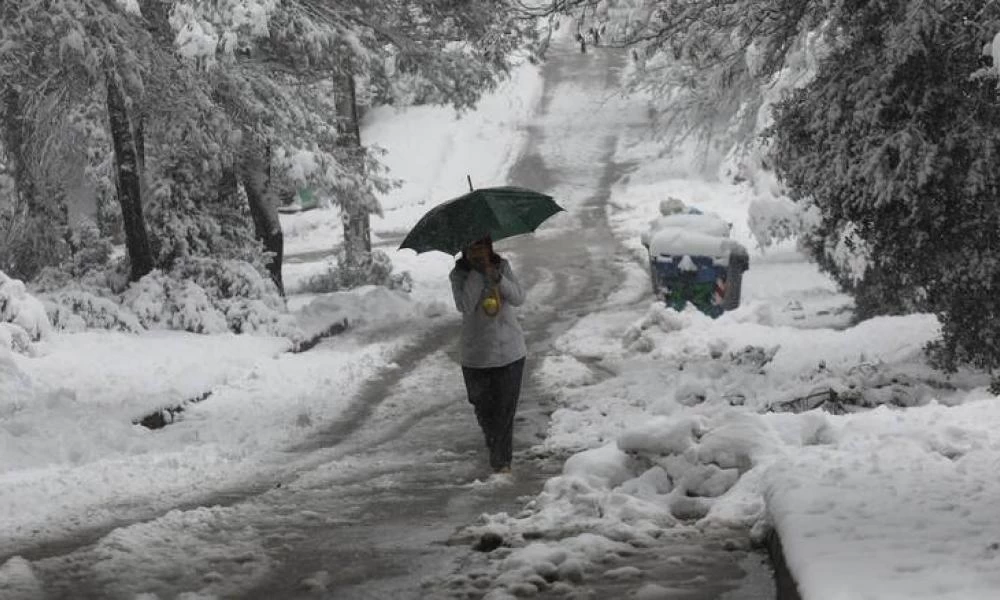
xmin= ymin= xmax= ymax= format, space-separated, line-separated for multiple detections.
xmin=647 ymin=228 xmax=749 ymax=317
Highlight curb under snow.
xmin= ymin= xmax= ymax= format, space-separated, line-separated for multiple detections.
xmin=767 ymin=530 xmax=803 ymax=600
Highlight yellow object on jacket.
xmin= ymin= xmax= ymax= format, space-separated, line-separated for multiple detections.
xmin=482 ymin=286 xmax=501 ymax=316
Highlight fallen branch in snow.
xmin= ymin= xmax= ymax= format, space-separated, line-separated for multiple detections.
xmin=768 ymin=383 xmax=921 ymax=415
xmin=134 ymin=318 xmax=350 ymax=430
xmin=291 ymin=318 xmax=349 ymax=353
xmin=135 ymin=391 xmax=213 ymax=430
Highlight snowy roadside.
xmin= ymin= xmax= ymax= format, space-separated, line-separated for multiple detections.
xmin=0 ymin=60 xmax=544 ymax=561
xmin=451 ymin=138 xmax=999 ymax=599
xmin=0 ymin=296 xmax=439 ymax=556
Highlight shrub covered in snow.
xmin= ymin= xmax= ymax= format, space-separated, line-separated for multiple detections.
xmin=26 ymin=255 xmax=301 ymax=338
xmin=747 ymin=195 xmax=800 ymax=249
xmin=123 ymin=271 xmax=229 ymax=334
xmin=0 ymin=323 xmax=35 ymax=355
xmin=123 ymin=258 xmax=300 ymax=337
xmin=44 ymin=289 xmax=143 ymax=334
xmin=298 ymin=249 xmax=413 ymax=294
xmin=0 ymin=271 xmax=52 ymax=348
xmin=0 ymin=200 xmax=68 ymax=281
xmin=63 ymin=221 xmax=116 ymax=279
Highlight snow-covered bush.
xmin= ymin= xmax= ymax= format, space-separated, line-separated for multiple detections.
xmin=747 ymin=195 xmax=800 ymax=248
xmin=30 ymin=220 xmax=130 ymax=302
xmin=0 ymin=271 xmax=51 ymax=345
xmin=298 ymin=249 xmax=413 ymax=294
xmin=0 ymin=323 xmax=35 ymax=355
xmin=0 ymin=200 xmax=68 ymax=282
xmin=23 ymin=255 xmax=299 ymax=338
xmin=32 ymin=229 xmax=139 ymax=334
xmin=123 ymin=258 xmax=299 ymax=337
xmin=145 ymin=163 xmax=262 ymax=272
xmin=63 ymin=221 xmax=115 ymax=278
xmin=44 ymin=289 xmax=143 ymax=333
xmin=123 ymin=271 xmax=229 ymax=334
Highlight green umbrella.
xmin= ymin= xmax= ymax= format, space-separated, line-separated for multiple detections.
xmin=399 ymin=186 xmax=564 ymax=255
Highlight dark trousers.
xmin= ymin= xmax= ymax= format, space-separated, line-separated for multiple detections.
xmin=461 ymin=357 xmax=526 ymax=470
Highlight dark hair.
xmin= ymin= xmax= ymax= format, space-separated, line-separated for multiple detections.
xmin=458 ymin=237 xmax=502 ymax=271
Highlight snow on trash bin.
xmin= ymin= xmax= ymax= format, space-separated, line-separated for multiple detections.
xmin=640 ymin=212 xmax=732 ymax=248
xmin=646 ymin=227 xmax=748 ymax=318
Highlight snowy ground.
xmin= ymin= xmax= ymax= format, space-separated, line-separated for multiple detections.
xmin=5 ymin=25 xmax=1000 ymax=600
xmin=443 ymin=122 xmax=1000 ymax=599
xmin=0 ymin=59 xmax=544 ymax=566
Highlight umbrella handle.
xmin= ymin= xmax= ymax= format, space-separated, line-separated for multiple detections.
xmin=467 ymin=175 xmax=474 ymax=192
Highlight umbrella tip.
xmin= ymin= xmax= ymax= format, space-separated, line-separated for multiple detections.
xmin=466 ymin=174 xmax=474 ymax=192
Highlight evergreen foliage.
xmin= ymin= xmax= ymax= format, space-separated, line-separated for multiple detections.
xmin=298 ymin=249 xmax=413 ymax=294
xmin=769 ymin=0 xmax=1000 ymax=373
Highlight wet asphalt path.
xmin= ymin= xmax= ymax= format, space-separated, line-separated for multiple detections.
xmin=14 ymin=40 xmax=774 ymax=600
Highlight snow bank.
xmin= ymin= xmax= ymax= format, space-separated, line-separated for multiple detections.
xmin=0 ymin=321 xmax=404 ymax=550
xmin=294 ymin=284 xmax=448 ymax=337
xmin=0 ymin=556 xmax=43 ymax=599
xmin=767 ymin=396 xmax=1000 ymax=600
xmin=3 ymin=280 xmax=441 ymax=476
xmin=2 ymin=331 xmax=290 ymax=471
xmin=0 ymin=346 xmax=33 ymax=419
xmin=0 ymin=271 xmax=51 ymax=348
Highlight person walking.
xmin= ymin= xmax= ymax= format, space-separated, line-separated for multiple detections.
xmin=449 ymin=237 xmax=527 ymax=475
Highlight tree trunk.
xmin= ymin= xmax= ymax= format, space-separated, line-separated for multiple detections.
xmin=2 ymin=89 xmax=35 ymax=207
xmin=135 ymin=114 xmax=146 ymax=175
xmin=334 ymin=62 xmax=371 ymax=266
xmin=217 ymin=161 xmax=239 ymax=207
xmin=240 ymin=144 xmax=284 ymax=294
xmin=106 ymin=73 xmax=154 ymax=281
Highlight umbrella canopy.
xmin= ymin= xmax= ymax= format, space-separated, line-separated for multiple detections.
xmin=399 ymin=186 xmax=564 ymax=255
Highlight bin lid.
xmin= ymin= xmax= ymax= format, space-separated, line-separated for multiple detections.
xmin=649 ymin=228 xmax=744 ymax=258
xmin=641 ymin=212 xmax=731 ymax=247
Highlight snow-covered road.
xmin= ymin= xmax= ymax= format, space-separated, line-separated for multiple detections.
xmin=3 ymin=39 xmax=776 ymax=600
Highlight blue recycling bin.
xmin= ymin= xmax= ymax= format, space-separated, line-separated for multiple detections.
xmin=648 ymin=244 xmax=749 ymax=318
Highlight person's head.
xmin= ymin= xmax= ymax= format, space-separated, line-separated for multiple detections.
xmin=463 ymin=236 xmax=494 ymax=268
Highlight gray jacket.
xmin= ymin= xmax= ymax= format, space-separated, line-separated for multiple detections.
xmin=449 ymin=258 xmax=527 ymax=368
